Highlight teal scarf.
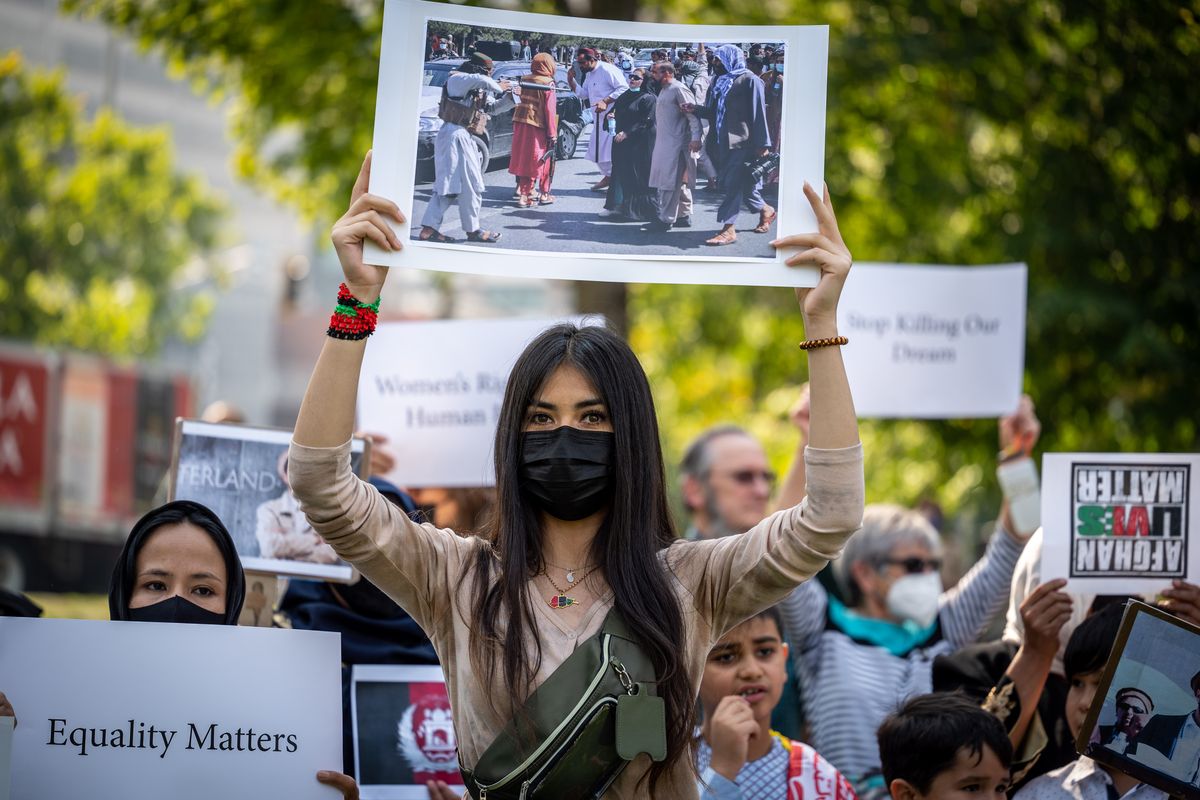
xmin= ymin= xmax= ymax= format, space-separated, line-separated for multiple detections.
xmin=828 ymin=596 xmax=937 ymax=657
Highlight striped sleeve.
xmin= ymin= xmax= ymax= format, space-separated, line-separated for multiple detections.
xmin=938 ymin=527 xmax=1026 ymax=648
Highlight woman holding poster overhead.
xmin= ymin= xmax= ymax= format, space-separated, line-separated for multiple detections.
xmin=289 ymin=153 xmax=863 ymax=799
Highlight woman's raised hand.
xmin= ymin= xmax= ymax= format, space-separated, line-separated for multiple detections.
xmin=771 ymin=182 xmax=853 ymax=329
xmin=331 ymin=151 xmax=406 ymax=303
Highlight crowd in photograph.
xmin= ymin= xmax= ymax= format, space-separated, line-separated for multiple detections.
xmin=417 ymin=38 xmax=787 ymax=247
xmin=4 ymin=159 xmax=1197 ymax=800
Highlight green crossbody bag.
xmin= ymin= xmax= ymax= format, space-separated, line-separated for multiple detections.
xmin=460 ymin=608 xmax=668 ymax=800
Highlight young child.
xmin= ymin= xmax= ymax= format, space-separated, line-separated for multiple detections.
xmin=877 ymin=692 xmax=1014 ymax=800
xmin=1013 ymin=603 xmax=1167 ymax=800
xmin=697 ymin=606 xmax=856 ymax=799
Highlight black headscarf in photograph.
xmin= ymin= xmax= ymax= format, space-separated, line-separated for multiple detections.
xmin=108 ymin=499 xmax=246 ymax=625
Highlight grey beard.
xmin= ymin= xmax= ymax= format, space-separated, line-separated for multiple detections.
xmin=702 ymin=487 xmax=743 ymax=538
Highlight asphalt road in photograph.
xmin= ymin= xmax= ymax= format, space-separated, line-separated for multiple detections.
xmin=410 ymin=125 xmax=779 ymax=259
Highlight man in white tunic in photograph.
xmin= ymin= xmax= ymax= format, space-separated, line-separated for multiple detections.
xmin=568 ymin=46 xmax=628 ymax=193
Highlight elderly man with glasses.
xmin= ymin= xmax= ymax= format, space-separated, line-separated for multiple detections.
xmin=775 ymin=400 xmax=1040 ymax=789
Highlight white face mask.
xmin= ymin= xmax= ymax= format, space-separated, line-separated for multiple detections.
xmin=885 ymin=571 xmax=942 ymax=628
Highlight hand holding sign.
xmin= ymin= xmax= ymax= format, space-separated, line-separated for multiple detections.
xmin=1159 ymin=579 xmax=1200 ymax=627
xmin=772 ymin=181 xmax=852 ymax=328
xmin=1000 ymin=394 xmax=1041 ymax=458
xmin=1019 ymin=579 xmax=1073 ymax=662
xmin=332 ymin=151 xmax=406 ymax=304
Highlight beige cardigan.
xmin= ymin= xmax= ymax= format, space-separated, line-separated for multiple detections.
xmin=289 ymin=440 xmax=864 ymax=799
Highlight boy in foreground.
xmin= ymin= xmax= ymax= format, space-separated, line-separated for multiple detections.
xmin=696 ymin=606 xmax=856 ymax=799
xmin=878 ymin=692 xmax=1014 ymax=800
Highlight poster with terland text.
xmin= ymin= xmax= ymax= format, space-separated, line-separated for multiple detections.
xmin=365 ymin=0 xmax=828 ymax=287
xmin=357 ymin=316 xmax=599 ymax=487
xmin=351 ymin=665 xmax=463 ymax=799
xmin=0 ymin=617 xmax=343 ymax=800
xmin=1041 ymin=453 xmax=1200 ymax=594
xmin=837 ymin=262 xmax=1027 ymax=418
xmin=169 ymin=420 xmax=371 ymax=582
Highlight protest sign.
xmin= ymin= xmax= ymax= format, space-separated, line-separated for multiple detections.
xmin=836 ymin=263 xmax=1027 ymax=418
xmin=1042 ymin=453 xmax=1200 ymax=593
xmin=351 ymin=665 xmax=462 ymax=800
xmin=170 ymin=420 xmax=371 ymax=581
xmin=365 ymin=0 xmax=827 ymax=288
xmin=357 ymin=317 xmax=595 ymax=487
xmin=0 ymin=617 xmax=343 ymax=800
xmin=1078 ymin=601 xmax=1200 ymax=800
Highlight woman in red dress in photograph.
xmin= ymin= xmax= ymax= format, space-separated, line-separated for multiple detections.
xmin=509 ymin=52 xmax=559 ymax=207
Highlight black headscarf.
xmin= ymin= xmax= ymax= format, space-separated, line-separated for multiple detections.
xmin=108 ymin=500 xmax=246 ymax=625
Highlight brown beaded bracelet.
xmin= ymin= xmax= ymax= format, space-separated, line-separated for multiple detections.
xmin=798 ymin=335 xmax=849 ymax=350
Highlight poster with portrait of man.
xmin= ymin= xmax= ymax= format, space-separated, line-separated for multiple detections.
xmin=168 ymin=419 xmax=371 ymax=582
xmin=1079 ymin=601 xmax=1200 ymax=800
xmin=351 ymin=665 xmax=463 ymax=800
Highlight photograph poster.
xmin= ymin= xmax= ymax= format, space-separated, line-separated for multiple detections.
xmin=1078 ymin=601 xmax=1200 ymax=799
xmin=366 ymin=0 xmax=828 ymax=287
xmin=1041 ymin=453 xmax=1199 ymax=595
xmin=169 ymin=419 xmax=371 ymax=582
xmin=351 ymin=665 xmax=463 ymax=800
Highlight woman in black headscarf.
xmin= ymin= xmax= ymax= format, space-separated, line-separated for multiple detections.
xmin=108 ymin=499 xmax=246 ymax=625
xmin=104 ymin=500 xmax=359 ymax=798
xmin=603 ymin=67 xmax=658 ymax=220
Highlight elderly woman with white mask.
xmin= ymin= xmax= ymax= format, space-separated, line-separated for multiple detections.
xmin=779 ymin=400 xmax=1040 ymax=790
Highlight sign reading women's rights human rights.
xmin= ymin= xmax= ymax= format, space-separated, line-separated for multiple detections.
xmin=0 ymin=617 xmax=343 ymax=799
xmin=836 ymin=263 xmax=1027 ymax=418
xmin=357 ymin=317 xmax=598 ymax=487
xmin=1042 ymin=453 xmax=1200 ymax=594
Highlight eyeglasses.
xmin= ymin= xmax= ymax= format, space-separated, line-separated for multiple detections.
xmin=884 ymin=557 xmax=943 ymax=574
xmin=629 ymin=75 xmax=643 ymax=81
xmin=723 ymin=469 xmax=777 ymax=487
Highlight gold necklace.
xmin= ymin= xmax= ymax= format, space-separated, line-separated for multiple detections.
xmin=541 ymin=565 xmax=598 ymax=609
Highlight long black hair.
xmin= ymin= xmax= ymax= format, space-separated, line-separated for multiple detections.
xmin=468 ymin=323 xmax=690 ymax=790
xmin=109 ymin=499 xmax=246 ymax=625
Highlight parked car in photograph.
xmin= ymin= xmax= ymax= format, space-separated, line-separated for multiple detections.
xmin=416 ymin=60 xmax=587 ymax=182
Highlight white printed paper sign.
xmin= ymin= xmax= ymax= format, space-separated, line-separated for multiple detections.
xmin=1041 ymin=453 xmax=1200 ymax=593
xmin=0 ymin=617 xmax=343 ymax=800
xmin=351 ymin=665 xmax=463 ymax=800
xmin=357 ymin=317 xmax=595 ymax=487
xmin=837 ymin=263 xmax=1027 ymax=418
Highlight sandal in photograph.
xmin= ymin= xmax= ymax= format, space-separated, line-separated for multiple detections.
xmin=418 ymin=226 xmax=455 ymax=243
xmin=538 ymin=194 xmax=556 ymax=205
xmin=466 ymin=229 xmax=503 ymax=243
xmin=705 ymin=228 xmax=738 ymax=246
xmin=753 ymin=205 xmax=778 ymax=234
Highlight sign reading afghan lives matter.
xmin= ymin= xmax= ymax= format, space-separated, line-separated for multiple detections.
xmin=0 ymin=617 xmax=344 ymax=800
xmin=1041 ymin=453 xmax=1200 ymax=594
xmin=836 ymin=263 xmax=1027 ymax=418
xmin=357 ymin=317 xmax=598 ymax=487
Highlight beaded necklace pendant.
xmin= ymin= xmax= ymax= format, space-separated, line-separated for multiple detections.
xmin=549 ymin=594 xmax=577 ymax=609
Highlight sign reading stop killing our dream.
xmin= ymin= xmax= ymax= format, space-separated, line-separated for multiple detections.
xmin=1041 ymin=453 xmax=1200 ymax=594
xmin=0 ymin=617 xmax=343 ymax=800
xmin=836 ymin=263 xmax=1027 ymax=418
xmin=357 ymin=317 xmax=597 ymax=487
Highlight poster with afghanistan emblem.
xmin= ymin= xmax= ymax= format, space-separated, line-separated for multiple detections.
xmin=351 ymin=665 xmax=463 ymax=799
xmin=1041 ymin=453 xmax=1200 ymax=594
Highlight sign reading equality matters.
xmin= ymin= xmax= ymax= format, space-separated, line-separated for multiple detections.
xmin=1041 ymin=453 xmax=1200 ymax=594
xmin=836 ymin=263 xmax=1027 ymax=419
xmin=0 ymin=617 xmax=343 ymax=799
xmin=357 ymin=317 xmax=596 ymax=487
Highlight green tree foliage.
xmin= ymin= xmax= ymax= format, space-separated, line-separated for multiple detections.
xmin=0 ymin=51 xmax=225 ymax=358
xmin=64 ymin=1 xmax=1199 ymax=531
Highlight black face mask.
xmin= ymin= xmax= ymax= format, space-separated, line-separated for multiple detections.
xmin=127 ymin=595 xmax=226 ymax=626
xmin=520 ymin=427 xmax=614 ymax=521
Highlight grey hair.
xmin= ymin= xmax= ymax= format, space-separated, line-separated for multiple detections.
xmin=835 ymin=503 xmax=942 ymax=607
xmin=679 ymin=424 xmax=752 ymax=481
